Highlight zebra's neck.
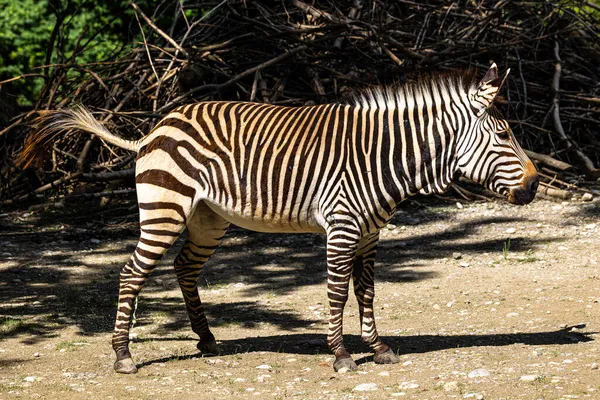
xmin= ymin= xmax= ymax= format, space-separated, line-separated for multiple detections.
xmin=352 ymin=77 xmax=471 ymax=204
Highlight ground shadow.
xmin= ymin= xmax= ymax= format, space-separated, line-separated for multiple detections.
xmin=135 ymin=328 xmax=595 ymax=370
xmin=0 ymin=199 xmax=561 ymax=343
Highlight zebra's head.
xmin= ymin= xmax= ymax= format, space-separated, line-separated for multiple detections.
xmin=456 ymin=64 xmax=539 ymax=205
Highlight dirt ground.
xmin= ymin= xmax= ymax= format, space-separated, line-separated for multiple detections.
xmin=1 ymin=195 xmax=599 ymax=399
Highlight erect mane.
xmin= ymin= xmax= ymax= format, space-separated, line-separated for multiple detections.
xmin=351 ymin=70 xmax=478 ymax=110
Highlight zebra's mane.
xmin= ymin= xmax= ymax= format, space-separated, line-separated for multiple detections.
xmin=351 ymin=70 xmax=477 ymax=110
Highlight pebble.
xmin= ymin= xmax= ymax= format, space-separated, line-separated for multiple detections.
xmin=468 ymin=368 xmax=491 ymax=378
xmin=257 ymin=374 xmax=271 ymax=382
xmin=398 ymin=382 xmax=419 ymax=390
xmin=558 ymin=246 xmax=568 ymax=251
xmin=505 ymin=227 xmax=516 ymax=234
xmin=459 ymin=262 xmax=470 ymax=268
xmin=520 ymin=375 xmax=540 ymax=381
xmin=433 ymin=304 xmax=441 ymax=310
xmin=378 ymin=371 xmax=390 ymax=377
xmin=591 ymin=363 xmax=598 ymax=370
xmin=352 ymin=383 xmax=378 ymax=392
xmin=453 ymin=252 xmax=463 ymax=260
xmin=23 ymin=376 xmax=36 ymax=382
xmin=387 ymin=223 xmax=397 ymax=230
xmin=584 ymin=224 xmax=596 ymax=230
xmin=337 ymin=367 xmax=351 ymax=374
xmin=256 ymin=364 xmax=271 ymax=370
xmin=582 ymin=193 xmax=594 ymax=202
xmin=443 ymin=381 xmax=459 ymax=391
xmin=456 ymin=202 xmax=463 ymax=209
xmin=464 ymin=394 xmax=484 ymax=400
xmin=33 ymin=352 xmax=40 ymax=358
xmin=506 ymin=312 xmax=520 ymax=317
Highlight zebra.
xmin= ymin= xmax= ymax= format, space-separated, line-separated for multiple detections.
xmin=18 ymin=64 xmax=539 ymax=374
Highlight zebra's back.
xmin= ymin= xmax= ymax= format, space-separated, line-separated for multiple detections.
xmin=136 ymin=101 xmax=380 ymax=233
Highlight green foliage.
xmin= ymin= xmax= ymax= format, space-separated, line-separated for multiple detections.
xmin=0 ymin=0 xmax=145 ymax=105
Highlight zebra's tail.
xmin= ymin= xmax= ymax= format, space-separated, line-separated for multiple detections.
xmin=16 ymin=105 xmax=139 ymax=168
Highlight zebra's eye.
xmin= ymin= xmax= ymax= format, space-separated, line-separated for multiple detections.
xmin=496 ymin=129 xmax=510 ymax=140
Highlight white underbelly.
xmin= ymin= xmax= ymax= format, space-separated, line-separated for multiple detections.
xmin=203 ymin=201 xmax=324 ymax=233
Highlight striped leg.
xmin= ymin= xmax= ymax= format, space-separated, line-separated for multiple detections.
xmin=174 ymin=202 xmax=230 ymax=356
xmin=326 ymin=224 xmax=361 ymax=372
xmin=353 ymin=233 xmax=399 ymax=364
xmin=112 ymin=198 xmax=188 ymax=374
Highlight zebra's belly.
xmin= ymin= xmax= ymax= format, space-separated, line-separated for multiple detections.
xmin=203 ymin=200 xmax=325 ymax=234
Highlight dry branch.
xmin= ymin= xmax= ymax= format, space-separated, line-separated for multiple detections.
xmin=1 ymin=0 xmax=599 ymax=204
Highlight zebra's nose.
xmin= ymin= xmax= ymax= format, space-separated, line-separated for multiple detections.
xmin=509 ymin=170 xmax=539 ymax=205
xmin=527 ymin=176 xmax=539 ymax=193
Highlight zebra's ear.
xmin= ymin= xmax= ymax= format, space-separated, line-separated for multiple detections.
xmin=472 ymin=63 xmax=510 ymax=113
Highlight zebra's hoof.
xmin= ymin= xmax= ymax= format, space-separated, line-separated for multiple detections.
xmin=373 ymin=348 xmax=399 ymax=364
xmin=114 ymin=357 xmax=138 ymax=374
xmin=197 ymin=339 xmax=220 ymax=356
xmin=333 ymin=356 xmax=358 ymax=372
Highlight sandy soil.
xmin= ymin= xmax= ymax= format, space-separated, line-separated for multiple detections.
xmin=1 ymin=196 xmax=599 ymax=399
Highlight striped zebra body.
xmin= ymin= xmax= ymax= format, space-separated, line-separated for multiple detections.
xmin=20 ymin=64 xmax=538 ymax=373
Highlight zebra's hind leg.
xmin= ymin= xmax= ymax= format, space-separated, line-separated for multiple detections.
xmin=174 ymin=202 xmax=230 ymax=356
xmin=352 ymin=233 xmax=399 ymax=365
xmin=112 ymin=199 xmax=188 ymax=374
xmin=326 ymin=225 xmax=361 ymax=372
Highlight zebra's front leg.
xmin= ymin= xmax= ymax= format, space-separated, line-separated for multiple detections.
xmin=353 ymin=233 xmax=399 ymax=365
xmin=326 ymin=226 xmax=360 ymax=372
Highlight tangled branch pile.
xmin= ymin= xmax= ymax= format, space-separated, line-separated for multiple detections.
xmin=1 ymin=0 xmax=599 ymax=205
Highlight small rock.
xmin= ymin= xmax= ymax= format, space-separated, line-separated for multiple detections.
xmin=506 ymin=312 xmax=519 ymax=317
xmin=387 ymin=223 xmax=397 ymax=230
xmin=468 ymin=368 xmax=490 ymax=378
xmin=563 ymin=359 xmax=573 ymax=364
xmin=401 ymin=361 xmax=413 ymax=366
xmin=33 ymin=352 xmax=40 ymax=358
xmin=591 ymin=363 xmax=598 ymax=370
xmin=459 ymin=262 xmax=470 ymax=268
xmin=398 ymin=382 xmax=419 ymax=390
xmin=456 ymin=202 xmax=463 ymax=209
xmin=520 ymin=375 xmax=540 ymax=382
xmin=584 ymin=224 xmax=596 ymax=230
xmin=352 ymin=383 xmax=378 ymax=392
xmin=505 ymin=227 xmax=516 ymax=234
xmin=257 ymin=374 xmax=271 ymax=383
xmin=433 ymin=304 xmax=441 ymax=310
xmin=558 ymin=246 xmax=568 ymax=251
xmin=582 ymin=193 xmax=594 ymax=202
xmin=452 ymin=252 xmax=463 ymax=260
xmin=233 ymin=282 xmax=246 ymax=288
xmin=233 ymin=378 xmax=246 ymax=383
xmin=443 ymin=381 xmax=459 ymax=391
xmin=337 ymin=367 xmax=351 ymax=374
xmin=446 ymin=301 xmax=454 ymax=308
xmin=378 ymin=371 xmax=390 ymax=377
xmin=256 ymin=364 xmax=271 ymax=370
xmin=23 ymin=376 xmax=36 ymax=382
xmin=464 ymin=393 xmax=484 ymax=400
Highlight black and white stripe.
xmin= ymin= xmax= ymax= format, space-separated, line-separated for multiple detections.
xmin=22 ymin=64 xmax=538 ymax=373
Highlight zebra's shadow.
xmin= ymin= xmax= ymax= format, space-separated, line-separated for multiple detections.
xmin=134 ymin=327 xmax=595 ymax=370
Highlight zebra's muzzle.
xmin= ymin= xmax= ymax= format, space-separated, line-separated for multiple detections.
xmin=507 ymin=171 xmax=539 ymax=205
